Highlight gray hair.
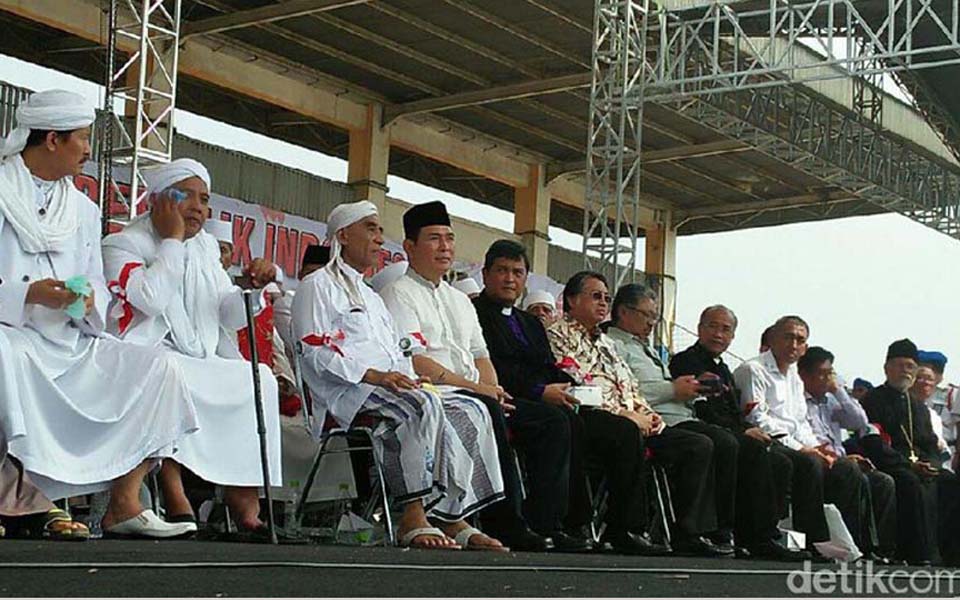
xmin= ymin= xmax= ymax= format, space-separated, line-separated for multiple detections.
xmin=611 ymin=283 xmax=658 ymax=326
xmin=699 ymin=304 xmax=738 ymax=329
xmin=773 ymin=315 xmax=810 ymax=336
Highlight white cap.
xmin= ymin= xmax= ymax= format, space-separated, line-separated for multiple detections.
xmin=369 ymin=261 xmax=408 ymax=293
xmin=452 ymin=277 xmax=481 ymax=296
xmin=204 ymin=219 xmax=233 ymax=245
xmin=523 ymin=289 xmax=557 ymax=311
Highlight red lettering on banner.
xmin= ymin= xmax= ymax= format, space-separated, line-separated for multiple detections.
xmin=263 ymin=223 xmax=276 ymax=263
xmin=233 ymin=216 xmax=256 ymax=268
xmin=297 ymin=232 xmax=321 ymax=278
xmin=276 ymin=227 xmax=299 ymax=278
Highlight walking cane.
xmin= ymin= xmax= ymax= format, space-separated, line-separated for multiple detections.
xmin=242 ymin=289 xmax=279 ymax=545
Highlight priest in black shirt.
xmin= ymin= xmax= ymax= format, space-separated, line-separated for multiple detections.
xmin=669 ymin=305 xmax=807 ymax=561
xmin=474 ymin=240 xmax=667 ymax=555
xmin=860 ymin=339 xmax=960 ymax=566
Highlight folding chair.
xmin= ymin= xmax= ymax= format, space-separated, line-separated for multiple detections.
xmin=586 ymin=447 xmax=675 ymax=548
xmin=292 ymin=341 xmax=394 ymax=545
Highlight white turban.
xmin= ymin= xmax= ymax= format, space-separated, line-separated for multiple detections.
xmin=369 ymin=261 xmax=408 ymax=293
xmin=0 ymin=89 xmax=95 ymax=159
xmin=452 ymin=277 xmax=481 ymax=297
xmin=324 ymin=200 xmax=379 ymax=306
xmin=523 ymin=289 xmax=557 ymax=311
xmin=144 ymin=158 xmax=211 ymax=198
xmin=204 ymin=219 xmax=233 ymax=245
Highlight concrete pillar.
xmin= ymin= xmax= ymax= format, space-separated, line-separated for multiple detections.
xmin=347 ymin=103 xmax=390 ymax=211
xmin=644 ymin=211 xmax=678 ymax=352
xmin=513 ymin=164 xmax=550 ymax=275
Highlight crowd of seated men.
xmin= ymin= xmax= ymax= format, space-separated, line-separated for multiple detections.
xmin=2 ymin=88 xmax=959 ymax=567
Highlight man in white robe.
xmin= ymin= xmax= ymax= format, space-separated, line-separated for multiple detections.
xmin=291 ymin=200 xmax=507 ymax=550
xmin=101 ymin=159 xmax=281 ymax=535
xmin=0 ymin=89 xmax=199 ymax=539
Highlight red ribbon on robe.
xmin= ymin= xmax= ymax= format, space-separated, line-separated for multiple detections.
xmin=107 ymin=261 xmax=143 ymax=335
xmin=302 ymin=330 xmax=347 ymax=357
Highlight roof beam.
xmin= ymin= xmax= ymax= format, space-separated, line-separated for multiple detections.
xmin=384 ymin=73 xmax=591 ymax=124
xmin=548 ymin=141 xmax=752 ymax=180
xmin=675 ymin=190 xmax=858 ymax=223
xmin=182 ymin=0 xmax=370 ymax=38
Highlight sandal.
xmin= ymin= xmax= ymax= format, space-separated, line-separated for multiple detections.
xmin=453 ymin=526 xmax=509 ymax=552
xmin=7 ymin=508 xmax=90 ymax=542
xmin=399 ymin=526 xmax=460 ymax=550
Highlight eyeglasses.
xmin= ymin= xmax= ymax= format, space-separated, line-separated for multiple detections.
xmin=587 ymin=291 xmax=612 ymax=304
xmin=623 ymin=305 xmax=660 ymax=321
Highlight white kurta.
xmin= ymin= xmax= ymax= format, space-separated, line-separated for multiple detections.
xmin=0 ymin=156 xmax=199 ymax=500
xmin=292 ymin=260 xmax=504 ymax=519
xmin=101 ymin=217 xmax=281 ymax=487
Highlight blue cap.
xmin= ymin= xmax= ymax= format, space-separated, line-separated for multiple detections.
xmin=852 ymin=378 xmax=874 ymax=390
xmin=918 ymin=350 xmax=948 ymax=367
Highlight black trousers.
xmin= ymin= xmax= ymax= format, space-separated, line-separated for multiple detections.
xmin=673 ymin=420 xmax=738 ymax=538
xmin=468 ymin=393 xmax=571 ymax=537
xmin=644 ymin=425 xmax=717 ymax=537
xmin=880 ymin=464 xmax=939 ymax=563
xmin=937 ymin=471 xmax=960 ymax=565
xmin=824 ymin=457 xmax=877 ymax=551
xmin=564 ymin=407 xmax=644 ymax=535
xmin=769 ymin=443 xmax=830 ymax=543
xmin=867 ymin=469 xmax=897 ymax=556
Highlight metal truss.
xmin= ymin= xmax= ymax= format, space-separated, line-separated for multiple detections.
xmin=642 ymin=0 xmax=960 ymax=101
xmin=661 ymin=82 xmax=960 ymax=239
xmin=98 ymin=0 xmax=181 ymax=232
xmin=582 ymin=0 xmax=651 ymax=288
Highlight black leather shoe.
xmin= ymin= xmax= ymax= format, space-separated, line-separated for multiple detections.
xmin=548 ymin=530 xmax=593 ymax=553
xmin=708 ymin=533 xmax=736 ymax=556
xmin=601 ymin=531 xmax=672 ymax=556
xmin=496 ymin=527 xmax=549 ymax=552
xmin=675 ymin=535 xmax=732 ymax=557
xmin=747 ymin=540 xmax=813 ymax=562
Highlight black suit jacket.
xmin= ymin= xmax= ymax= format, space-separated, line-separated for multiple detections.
xmin=473 ymin=292 xmax=573 ymax=400
xmin=668 ymin=342 xmax=748 ymax=433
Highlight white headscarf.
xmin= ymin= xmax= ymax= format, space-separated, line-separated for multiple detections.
xmin=204 ymin=218 xmax=233 ymax=245
xmin=143 ymin=158 xmax=211 ymax=199
xmin=523 ymin=289 xmax=557 ymax=312
xmin=0 ymin=89 xmax=95 ymax=159
xmin=0 ymin=90 xmax=95 ymax=254
xmin=325 ymin=200 xmax=378 ymax=307
xmin=452 ymin=277 xmax=481 ymax=297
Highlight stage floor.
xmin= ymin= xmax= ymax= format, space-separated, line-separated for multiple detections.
xmin=0 ymin=539 xmax=948 ymax=597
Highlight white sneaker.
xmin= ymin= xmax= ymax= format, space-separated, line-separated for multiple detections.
xmin=104 ymin=509 xmax=197 ymax=539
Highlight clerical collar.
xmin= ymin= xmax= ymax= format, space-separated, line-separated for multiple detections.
xmin=501 ymin=306 xmax=513 ymax=316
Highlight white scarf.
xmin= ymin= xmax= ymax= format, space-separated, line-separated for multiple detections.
xmin=104 ymin=214 xmax=227 ymax=358
xmin=0 ymin=155 xmax=79 ymax=254
xmin=324 ymin=200 xmax=378 ymax=308
xmin=0 ymin=89 xmax=95 ymax=160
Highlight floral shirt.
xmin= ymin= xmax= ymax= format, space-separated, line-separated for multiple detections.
xmin=546 ymin=317 xmax=653 ymax=415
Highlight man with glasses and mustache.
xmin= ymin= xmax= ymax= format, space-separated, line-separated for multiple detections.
xmin=733 ymin=316 xmax=832 ymax=559
xmin=861 ymin=339 xmax=960 ymax=565
xmin=546 ymin=272 xmax=721 ymax=556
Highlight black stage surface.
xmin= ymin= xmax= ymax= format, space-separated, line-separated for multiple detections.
xmin=0 ymin=539 xmax=955 ymax=597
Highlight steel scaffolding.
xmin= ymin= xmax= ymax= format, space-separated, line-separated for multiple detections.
xmin=583 ymin=0 xmax=652 ymax=288
xmin=98 ymin=0 xmax=182 ymax=233
xmin=583 ymin=0 xmax=960 ymax=281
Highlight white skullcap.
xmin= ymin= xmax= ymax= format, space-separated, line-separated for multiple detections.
xmin=523 ymin=289 xmax=557 ymax=311
xmin=326 ymin=200 xmax=378 ymax=241
xmin=369 ymin=261 xmax=408 ymax=293
xmin=144 ymin=158 xmax=211 ymax=197
xmin=204 ymin=219 xmax=233 ymax=245
xmin=452 ymin=277 xmax=481 ymax=296
xmin=0 ymin=89 xmax=95 ymax=159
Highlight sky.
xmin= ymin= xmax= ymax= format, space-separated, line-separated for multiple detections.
xmin=3 ymin=53 xmax=957 ymax=386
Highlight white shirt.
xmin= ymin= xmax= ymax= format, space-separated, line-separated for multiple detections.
xmin=292 ymin=260 xmax=413 ymax=431
xmin=379 ymin=268 xmax=489 ymax=383
xmin=733 ymin=350 xmax=819 ymax=450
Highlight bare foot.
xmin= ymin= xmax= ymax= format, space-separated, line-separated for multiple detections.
xmin=397 ymin=511 xmax=459 ymax=550
xmin=101 ymin=496 xmax=144 ymax=530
